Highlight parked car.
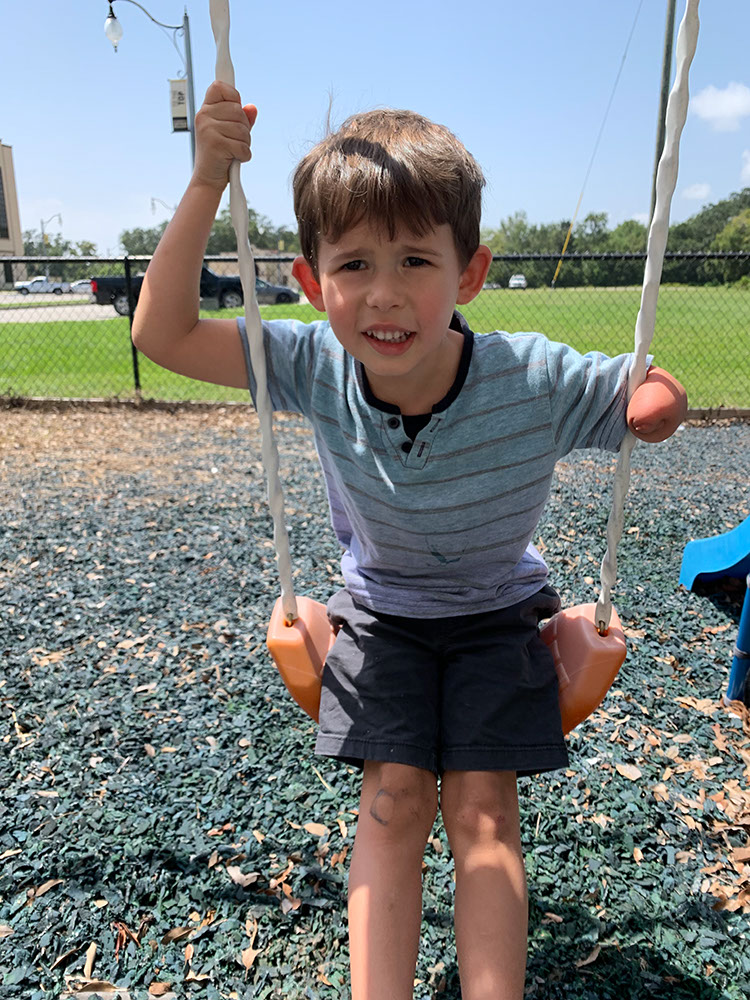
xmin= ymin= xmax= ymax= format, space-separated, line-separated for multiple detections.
xmin=70 ymin=279 xmax=93 ymax=296
xmin=508 ymin=273 xmax=528 ymax=289
xmin=14 ymin=276 xmax=71 ymax=295
xmin=90 ymin=274 xmax=145 ymax=315
xmin=91 ymin=266 xmax=300 ymax=316
xmin=214 ymin=277 xmax=299 ymax=310
xmin=254 ymin=278 xmax=300 ymax=305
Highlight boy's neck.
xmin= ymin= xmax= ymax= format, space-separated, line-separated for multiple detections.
xmin=363 ymin=327 xmax=464 ymax=415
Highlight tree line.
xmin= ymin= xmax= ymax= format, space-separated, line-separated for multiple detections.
xmin=19 ymin=234 xmax=99 ymax=281
xmin=21 ymin=189 xmax=750 ymax=286
xmin=481 ymin=188 xmax=750 ymax=288
xmin=20 ymin=206 xmax=300 ymax=281
xmin=114 ymin=206 xmax=300 ymax=258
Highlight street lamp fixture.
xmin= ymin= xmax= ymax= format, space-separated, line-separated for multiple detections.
xmin=104 ymin=4 xmax=123 ymax=51
xmin=151 ymin=197 xmax=177 ymax=216
xmin=103 ymin=1 xmax=196 ymax=166
xmin=40 ymin=213 xmax=62 ymax=280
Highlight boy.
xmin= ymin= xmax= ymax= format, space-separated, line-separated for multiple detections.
xmin=132 ymin=82 xmax=687 ymax=1000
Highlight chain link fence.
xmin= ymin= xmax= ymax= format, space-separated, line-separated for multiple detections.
xmin=1 ymin=252 xmax=748 ymax=410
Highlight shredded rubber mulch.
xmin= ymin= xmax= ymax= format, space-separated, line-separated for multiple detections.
xmin=1 ymin=403 xmax=749 ymax=1000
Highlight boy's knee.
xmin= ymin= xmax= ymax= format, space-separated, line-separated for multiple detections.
xmin=448 ymin=801 xmax=510 ymax=844
xmin=442 ymin=772 xmax=520 ymax=847
xmin=361 ymin=762 xmax=438 ymax=838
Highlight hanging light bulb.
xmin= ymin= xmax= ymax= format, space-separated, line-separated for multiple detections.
xmin=104 ymin=4 xmax=123 ymax=52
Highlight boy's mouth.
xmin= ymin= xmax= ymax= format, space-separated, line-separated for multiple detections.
xmin=363 ymin=328 xmax=414 ymax=344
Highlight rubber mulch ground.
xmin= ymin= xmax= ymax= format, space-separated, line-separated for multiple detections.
xmin=1 ymin=404 xmax=749 ymax=1000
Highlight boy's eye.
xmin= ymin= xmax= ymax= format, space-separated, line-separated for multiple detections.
xmin=405 ymin=256 xmax=428 ymax=267
xmin=342 ymin=260 xmax=365 ymax=271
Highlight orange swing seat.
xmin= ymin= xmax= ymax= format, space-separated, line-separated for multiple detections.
xmin=268 ymin=595 xmax=626 ymax=734
xmin=267 ymin=596 xmax=337 ymax=722
xmin=539 ymin=603 xmax=626 ymax=735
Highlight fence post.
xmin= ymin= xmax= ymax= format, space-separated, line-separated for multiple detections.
xmin=124 ymin=257 xmax=141 ymax=396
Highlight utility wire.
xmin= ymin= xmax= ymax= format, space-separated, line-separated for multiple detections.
xmin=551 ymin=0 xmax=646 ymax=287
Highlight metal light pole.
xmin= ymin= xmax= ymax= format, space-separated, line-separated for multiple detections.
xmin=649 ymin=0 xmax=678 ymax=225
xmin=104 ymin=1 xmax=196 ymax=166
xmin=40 ymin=213 xmax=62 ymax=279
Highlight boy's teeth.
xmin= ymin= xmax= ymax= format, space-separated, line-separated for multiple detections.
xmin=365 ymin=329 xmax=411 ymax=342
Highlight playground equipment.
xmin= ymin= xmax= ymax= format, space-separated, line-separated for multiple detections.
xmin=680 ymin=516 xmax=750 ymax=706
xmin=210 ymin=0 xmax=699 ymax=733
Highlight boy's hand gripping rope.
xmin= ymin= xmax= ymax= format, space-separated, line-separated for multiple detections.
xmin=595 ymin=0 xmax=699 ymax=634
xmin=209 ymin=0 xmax=298 ymax=625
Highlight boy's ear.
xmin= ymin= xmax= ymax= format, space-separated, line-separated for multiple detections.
xmin=292 ymin=256 xmax=325 ymax=312
xmin=456 ymin=245 xmax=493 ymax=305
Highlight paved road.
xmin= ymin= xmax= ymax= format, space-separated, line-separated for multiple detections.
xmin=0 ymin=290 xmax=91 ymax=305
xmin=0 ymin=298 xmax=119 ymax=323
xmin=0 ymin=292 xmax=308 ymax=323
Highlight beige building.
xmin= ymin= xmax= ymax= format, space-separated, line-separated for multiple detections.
xmin=0 ymin=142 xmax=24 ymax=285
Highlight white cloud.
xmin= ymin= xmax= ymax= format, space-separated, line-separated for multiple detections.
xmin=742 ymin=150 xmax=750 ymax=185
xmin=682 ymin=182 xmax=711 ymax=201
xmin=690 ymin=82 xmax=750 ymax=132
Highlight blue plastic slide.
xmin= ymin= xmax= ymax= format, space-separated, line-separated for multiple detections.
xmin=680 ymin=516 xmax=750 ymax=704
xmin=679 ymin=515 xmax=750 ymax=589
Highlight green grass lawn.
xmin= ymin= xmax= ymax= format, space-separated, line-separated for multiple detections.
xmin=0 ymin=286 xmax=747 ymax=407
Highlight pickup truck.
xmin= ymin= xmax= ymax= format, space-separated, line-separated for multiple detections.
xmin=15 ymin=276 xmax=72 ymax=295
xmin=91 ymin=265 xmax=299 ymax=315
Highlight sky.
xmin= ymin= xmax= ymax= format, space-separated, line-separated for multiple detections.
xmin=2 ymin=0 xmax=750 ymax=255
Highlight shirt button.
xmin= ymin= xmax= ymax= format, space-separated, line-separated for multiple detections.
xmin=401 ymin=441 xmax=412 ymax=454
xmin=387 ymin=417 xmax=400 ymax=429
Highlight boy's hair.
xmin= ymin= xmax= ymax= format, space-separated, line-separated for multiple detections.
xmin=293 ymin=108 xmax=485 ymax=276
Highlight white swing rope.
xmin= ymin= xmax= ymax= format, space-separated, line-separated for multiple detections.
xmin=594 ymin=0 xmax=699 ymax=634
xmin=209 ymin=0 xmax=298 ymax=624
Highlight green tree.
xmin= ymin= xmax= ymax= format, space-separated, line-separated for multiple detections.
xmin=593 ymin=218 xmax=649 ymax=287
xmin=479 ymin=187 xmax=750 ymax=289
xmin=668 ymin=187 xmax=750 ymax=251
xmin=205 ymin=206 xmax=253 ymax=253
xmin=608 ymin=219 xmax=647 ymax=252
xmin=23 ymin=229 xmax=71 ymax=258
xmin=22 ymin=229 xmax=99 ymax=280
xmin=710 ymin=207 xmax=750 ymax=283
xmin=665 ymin=187 xmax=750 ymax=283
xmin=206 ymin=206 xmax=285 ymax=253
xmin=73 ymin=240 xmax=98 ymax=258
xmin=273 ymin=225 xmax=300 ymax=254
xmin=482 ymin=212 xmax=571 ymax=287
xmin=575 ymin=212 xmax=609 ymax=251
xmin=120 ymin=205 xmax=300 ymax=258
xmin=119 ymin=223 xmax=169 ymax=256
xmin=712 ymin=207 xmax=750 ymax=251
xmin=575 ymin=212 xmax=610 ymax=285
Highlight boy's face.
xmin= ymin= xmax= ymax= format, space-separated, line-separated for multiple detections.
xmin=292 ymin=221 xmax=491 ymax=403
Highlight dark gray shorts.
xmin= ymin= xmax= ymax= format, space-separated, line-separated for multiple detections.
xmin=315 ymin=586 xmax=569 ymax=777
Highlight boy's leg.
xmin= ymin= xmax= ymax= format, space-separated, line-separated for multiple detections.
xmin=441 ymin=770 xmax=527 ymax=1000
xmin=348 ymin=760 xmax=439 ymax=1000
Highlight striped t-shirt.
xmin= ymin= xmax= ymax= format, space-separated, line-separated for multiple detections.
xmin=238 ymin=312 xmax=635 ymax=618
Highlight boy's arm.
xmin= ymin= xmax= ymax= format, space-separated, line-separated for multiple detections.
xmin=131 ymin=82 xmax=257 ymax=388
xmin=626 ymin=366 xmax=688 ymax=443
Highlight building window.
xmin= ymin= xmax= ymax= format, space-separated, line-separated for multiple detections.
xmin=0 ymin=169 xmax=9 ymax=240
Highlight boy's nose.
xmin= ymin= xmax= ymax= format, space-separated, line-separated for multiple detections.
xmin=365 ymin=273 xmax=403 ymax=310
